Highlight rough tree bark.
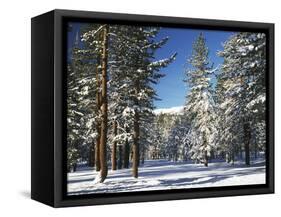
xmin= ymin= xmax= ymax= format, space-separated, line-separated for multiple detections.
xmin=132 ymin=110 xmax=140 ymax=178
xmin=89 ymin=145 xmax=95 ymax=167
xmin=132 ymin=83 xmax=140 ymax=178
xmin=118 ymin=145 xmax=123 ymax=169
xmin=99 ymin=25 xmax=109 ymax=182
xmin=204 ymin=150 xmax=208 ymax=167
xmin=244 ymin=121 xmax=251 ymax=166
xmin=123 ymin=126 xmax=130 ymax=168
xmin=95 ymin=65 xmax=101 ymax=171
xmin=141 ymin=144 xmax=145 ymax=165
xmin=112 ymin=120 xmax=117 ymax=170
xmin=241 ymin=77 xmax=250 ymax=166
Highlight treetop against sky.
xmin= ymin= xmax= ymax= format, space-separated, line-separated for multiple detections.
xmin=67 ymin=22 xmax=235 ymax=109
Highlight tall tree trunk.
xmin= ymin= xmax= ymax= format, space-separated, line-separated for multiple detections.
xmin=118 ymin=145 xmax=123 ymax=169
xmin=132 ymin=109 xmax=140 ymax=178
xmin=141 ymin=144 xmax=145 ymax=165
xmin=123 ymin=127 xmax=130 ymax=168
xmin=241 ymin=77 xmax=250 ymax=166
xmin=112 ymin=120 xmax=117 ymax=170
xmin=90 ymin=145 xmax=95 ymax=167
xmin=244 ymin=121 xmax=251 ymax=166
xmin=239 ymin=145 xmax=243 ymax=160
xmin=99 ymin=25 xmax=109 ymax=182
xmin=226 ymin=152 xmax=231 ymax=163
xmin=132 ymin=82 xmax=140 ymax=178
xmin=231 ymin=150 xmax=235 ymax=166
xmin=254 ymin=132 xmax=258 ymax=159
xmin=95 ymin=66 xmax=101 ymax=171
xmin=204 ymin=150 xmax=208 ymax=167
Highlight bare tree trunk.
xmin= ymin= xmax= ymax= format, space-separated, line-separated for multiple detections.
xmin=132 ymin=110 xmax=140 ymax=178
xmin=118 ymin=145 xmax=123 ymax=169
xmin=204 ymin=150 xmax=208 ymax=167
xmin=112 ymin=120 xmax=117 ymax=170
xmin=123 ymin=127 xmax=130 ymax=168
xmin=95 ymin=66 xmax=101 ymax=171
xmin=254 ymin=132 xmax=258 ymax=159
xmin=231 ymin=150 xmax=235 ymax=166
xmin=99 ymin=25 xmax=109 ymax=183
xmin=141 ymin=144 xmax=145 ymax=165
xmin=244 ymin=121 xmax=251 ymax=166
xmin=90 ymin=145 xmax=95 ymax=167
xmin=95 ymin=66 xmax=101 ymax=172
xmin=132 ymin=82 xmax=140 ymax=178
xmin=241 ymin=77 xmax=250 ymax=166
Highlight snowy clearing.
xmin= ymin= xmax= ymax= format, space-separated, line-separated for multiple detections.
xmin=67 ymin=159 xmax=265 ymax=195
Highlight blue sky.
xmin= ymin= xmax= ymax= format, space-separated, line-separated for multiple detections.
xmin=153 ymin=28 xmax=234 ymax=108
xmin=67 ymin=23 xmax=235 ymax=109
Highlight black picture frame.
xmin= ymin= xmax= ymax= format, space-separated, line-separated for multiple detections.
xmin=31 ymin=9 xmax=274 ymax=208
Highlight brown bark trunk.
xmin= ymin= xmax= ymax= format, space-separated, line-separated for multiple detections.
xmin=90 ymin=145 xmax=95 ymax=167
xmin=118 ymin=145 xmax=123 ymax=169
xmin=132 ymin=82 xmax=140 ymax=178
xmin=244 ymin=122 xmax=251 ymax=166
xmin=133 ymin=110 xmax=140 ymax=178
xmin=254 ymin=133 xmax=258 ymax=159
xmin=112 ymin=120 xmax=117 ymax=170
xmin=141 ymin=144 xmax=145 ymax=165
xmin=99 ymin=25 xmax=109 ymax=182
xmin=95 ymin=65 xmax=101 ymax=171
xmin=231 ymin=149 xmax=235 ymax=165
xmin=123 ymin=127 xmax=130 ymax=168
xmin=204 ymin=150 xmax=208 ymax=167
xmin=240 ymin=77 xmax=250 ymax=166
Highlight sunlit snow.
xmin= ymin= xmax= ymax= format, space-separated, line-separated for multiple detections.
xmin=68 ymin=159 xmax=265 ymax=195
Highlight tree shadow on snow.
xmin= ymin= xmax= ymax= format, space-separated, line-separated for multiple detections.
xmin=68 ymin=160 xmax=265 ymax=195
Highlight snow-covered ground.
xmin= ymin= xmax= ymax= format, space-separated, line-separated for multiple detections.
xmin=67 ymin=159 xmax=265 ymax=195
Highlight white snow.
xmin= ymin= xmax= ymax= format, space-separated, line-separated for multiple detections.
xmin=67 ymin=159 xmax=265 ymax=195
xmin=154 ymin=106 xmax=184 ymax=115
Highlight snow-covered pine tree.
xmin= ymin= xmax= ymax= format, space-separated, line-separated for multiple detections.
xmin=150 ymin=122 xmax=164 ymax=160
xmin=215 ymin=55 xmax=241 ymax=164
xmin=81 ymin=24 xmax=176 ymax=179
xmin=80 ymin=23 xmax=106 ymax=171
xmin=217 ymin=32 xmax=266 ymax=165
xmin=154 ymin=112 xmax=181 ymax=160
xmin=67 ymin=29 xmax=98 ymax=171
xmin=67 ymin=64 xmax=80 ymax=172
xmin=104 ymin=25 xmax=176 ymax=177
xmin=164 ymin=113 xmax=190 ymax=162
xmin=128 ymin=26 xmax=176 ymax=178
xmin=184 ymin=33 xmax=217 ymax=167
xmin=81 ymin=24 xmax=110 ymax=182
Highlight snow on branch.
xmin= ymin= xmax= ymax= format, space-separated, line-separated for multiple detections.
xmin=148 ymin=53 xmax=177 ymax=70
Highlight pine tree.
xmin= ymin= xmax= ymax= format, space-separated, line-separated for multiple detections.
xmin=217 ymin=32 xmax=266 ymax=166
xmin=67 ymin=29 xmax=98 ymax=171
xmin=79 ymin=23 xmax=105 ymax=170
xmin=80 ymin=24 xmax=176 ymax=180
xmin=81 ymin=24 xmax=110 ymax=182
xmin=184 ymin=33 xmax=217 ymax=166
xmin=99 ymin=25 xmax=109 ymax=182
xmin=111 ymin=119 xmax=117 ymax=170
xmin=105 ymin=25 xmax=176 ymax=177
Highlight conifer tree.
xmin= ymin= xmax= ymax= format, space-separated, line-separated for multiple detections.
xmin=184 ymin=33 xmax=217 ymax=166
xmin=217 ymin=32 xmax=266 ymax=165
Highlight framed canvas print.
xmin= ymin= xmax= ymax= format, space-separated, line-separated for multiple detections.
xmin=31 ymin=9 xmax=274 ymax=207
